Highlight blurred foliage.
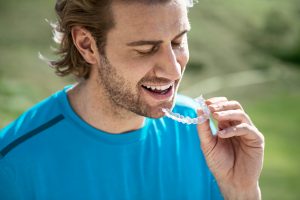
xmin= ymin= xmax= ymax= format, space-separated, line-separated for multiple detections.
xmin=186 ymin=0 xmax=300 ymax=79
xmin=248 ymin=7 xmax=300 ymax=66
xmin=0 ymin=0 xmax=300 ymax=199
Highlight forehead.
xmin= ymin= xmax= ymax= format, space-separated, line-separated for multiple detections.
xmin=109 ymin=0 xmax=190 ymax=41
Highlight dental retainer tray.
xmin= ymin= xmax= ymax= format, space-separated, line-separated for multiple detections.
xmin=162 ymin=95 xmax=210 ymax=125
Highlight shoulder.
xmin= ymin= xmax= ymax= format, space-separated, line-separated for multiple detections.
xmin=0 ymin=89 xmax=65 ymax=158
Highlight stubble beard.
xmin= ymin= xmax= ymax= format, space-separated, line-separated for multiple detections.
xmin=96 ymin=54 xmax=178 ymax=119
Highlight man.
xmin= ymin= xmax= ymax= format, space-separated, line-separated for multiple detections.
xmin=0 ymin=0 xmax=264 ymax=199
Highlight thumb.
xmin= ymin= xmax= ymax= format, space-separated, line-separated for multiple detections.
xmin=196 ymin=108 xmax=215 ymax=146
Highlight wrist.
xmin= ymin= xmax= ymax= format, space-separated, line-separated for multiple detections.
xmin=219 ymin=182 xmax=261 ymax=200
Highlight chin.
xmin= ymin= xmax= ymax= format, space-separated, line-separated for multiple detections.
xmin=146 ymin=100 xmax=175 ymax=119
xmin=135 ymin=92 xmax=177 ymax=118
xmin=147 ymin=109 xmax=165 ymax=119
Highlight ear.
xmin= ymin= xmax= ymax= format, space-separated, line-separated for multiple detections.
xmin=71 ymin=26 xmax=98 ymax=65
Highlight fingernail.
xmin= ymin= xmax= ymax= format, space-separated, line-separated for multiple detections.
xmin=218 ymin=130 xmax=226 ymax=135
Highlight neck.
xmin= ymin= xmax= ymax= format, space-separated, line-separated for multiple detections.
xmin=67 ymin=79 xmax=145 ymax=134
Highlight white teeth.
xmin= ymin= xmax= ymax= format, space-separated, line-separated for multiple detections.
xmin=143 ymin=83 xmax=173 ymax=91
xmin=160 ymin=84 xmax=170 ymax=90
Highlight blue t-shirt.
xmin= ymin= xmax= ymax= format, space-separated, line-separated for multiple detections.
xmin=0 ymin=86 xmax=223 ymax=200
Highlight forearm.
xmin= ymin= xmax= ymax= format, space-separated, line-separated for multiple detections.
xmin=219 ymin=182 xmax=261 ymax=200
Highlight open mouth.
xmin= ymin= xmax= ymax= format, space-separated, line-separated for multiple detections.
xmin=141 ymin=82 xmax=173 ymax=95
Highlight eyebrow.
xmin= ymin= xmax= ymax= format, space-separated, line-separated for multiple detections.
xmin=126 ymin=29 xmax=190 ymax=47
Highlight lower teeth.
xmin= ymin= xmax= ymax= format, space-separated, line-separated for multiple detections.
xmin=151 ymin=89 xmax=167 ymax=94
xmin=160 ymin=89 xmax=169 ymax=94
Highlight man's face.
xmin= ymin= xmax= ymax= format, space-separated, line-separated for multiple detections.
xmin=97 ymin=0 xmax=190 ymax=118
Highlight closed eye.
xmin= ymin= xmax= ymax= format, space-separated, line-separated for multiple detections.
xmin=171 ymin=35 xmax=187 ymax=49
xmin=171 ymin=41 xmax=183 ymax=48
xmin=136 ymin=45 xmax=160 ymax=55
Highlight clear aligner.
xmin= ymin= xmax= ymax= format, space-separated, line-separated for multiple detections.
xmin=162 ymin=95 xmax=210 ymax=125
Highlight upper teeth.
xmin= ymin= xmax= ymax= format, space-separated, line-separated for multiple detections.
xmin=143 ymin=83 xmax=173 ymax=91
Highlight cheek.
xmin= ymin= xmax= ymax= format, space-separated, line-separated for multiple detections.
xmin=122 ymin=56 xmax=155 ymax=76
xmin=177 ymin=47 xmax=189 ymax=71
xmin=182 ymin=43 xmax=190 ymax=63
xmin=117 ymin=61 xmax=153 ymax=89
xmin=127 ymin=59 xmax=153 ymax=76
xmin=108 ymin=53 xmax=152 ymax=81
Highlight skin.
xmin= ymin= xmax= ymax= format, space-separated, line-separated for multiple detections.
xmin=198 ymin=98 xmax=264 ymax=199
xmin=68 ymin=0 xmax=264 ymax=199
xmin=68 ymin=0 xmax=190 ymax=133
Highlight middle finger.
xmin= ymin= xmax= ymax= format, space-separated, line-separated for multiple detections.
xmin=213 ymin=110 xmax=251 ymax=125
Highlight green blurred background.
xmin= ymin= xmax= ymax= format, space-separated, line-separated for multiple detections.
xmin=0 ymin=0 xmax=299 ymax=199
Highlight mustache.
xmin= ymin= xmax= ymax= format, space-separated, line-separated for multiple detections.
xmin=139 ymin=77 xmax=176 ymax=85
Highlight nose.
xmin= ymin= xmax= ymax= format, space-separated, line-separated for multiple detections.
xmin=154 ymin=45 xmax=185 ymax=81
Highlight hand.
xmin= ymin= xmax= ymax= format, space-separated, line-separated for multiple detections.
xmin=197 ymin=97 xmax=264 ymax=200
